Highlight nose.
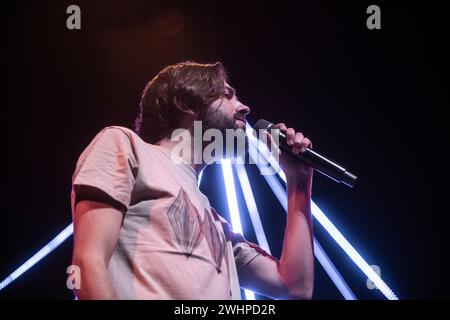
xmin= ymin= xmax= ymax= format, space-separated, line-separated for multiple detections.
xmin=237 ymin=102 xmax=251 ymax=117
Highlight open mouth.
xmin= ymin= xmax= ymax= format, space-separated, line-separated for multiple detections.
xmin=236 ymin=117 xmax=246 ymax=125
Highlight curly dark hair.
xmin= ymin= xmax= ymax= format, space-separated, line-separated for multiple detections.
xmin=135 ymin=61 xmax=228 ymax=143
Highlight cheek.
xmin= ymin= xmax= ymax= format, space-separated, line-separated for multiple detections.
xmin=221 ymin=101 xmax=235 ymax=115
xmin=205 ymin=100 xmax=235 ymax=122
xmin=209 ymin=101 xmax=230 ymax=116
xmin=210 ymin=98 xmax=223 ymax=110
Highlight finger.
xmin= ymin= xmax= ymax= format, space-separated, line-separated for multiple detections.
xmin=275 ymin=123 xmax=288 ymax=132
xmin=286 ymin=128 xmax=295 ymax=145
xmin=262 ymin=131 xmax=281 ymax=156
xmin=300 ymin=137 xmax=312 ymax=152
xmin=292 ymin=132 xmax=304 ymax=154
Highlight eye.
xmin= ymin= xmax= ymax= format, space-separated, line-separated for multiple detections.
xmin=223 ymin=91 xmax=233 ymax=100
xmin=224 ymin=87 xmax=236 ymax=100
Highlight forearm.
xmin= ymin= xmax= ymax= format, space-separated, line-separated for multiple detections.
xmin=278 ymin=174 xmax=314 ymax=299
xmin=73 ymin=257 xmax=118 ymax=300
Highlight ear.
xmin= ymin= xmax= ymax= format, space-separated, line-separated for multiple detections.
xmin=187 ymin=107 xmax=201 ymax=121
xmin=184 ymin=108 xmax=197 ymax=116
xmin=178 ymin=108 xmax=200 ymax=129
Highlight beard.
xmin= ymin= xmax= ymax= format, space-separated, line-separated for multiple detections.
xmin=198 ymin=104 xmax=248 ymax=160
xmin=201 ymin=104 xmax=236 ymax=134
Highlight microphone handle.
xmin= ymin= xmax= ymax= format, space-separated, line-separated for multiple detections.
xmin=277 ymin=132 xmax=358 ymax=188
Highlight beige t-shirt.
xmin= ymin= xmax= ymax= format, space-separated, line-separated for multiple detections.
xmin=71 ymin=126 xmax=268 ymax=299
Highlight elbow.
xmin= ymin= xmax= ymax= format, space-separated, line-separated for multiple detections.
xmin=291 ymin=284 xmax=313 ymax=300
xmin=300 ymin=283 xmax=314 ymax=300
xmin=71 ymin=252 xmax=108 ymax=275
xmin=70 ymin=253 xmax=110 ymax=300
xmin=284 ymin=278 xmax=314 ymax=300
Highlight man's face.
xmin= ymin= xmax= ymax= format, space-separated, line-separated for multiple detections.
xmin=202 ymin=82 xmax=251 ymax=132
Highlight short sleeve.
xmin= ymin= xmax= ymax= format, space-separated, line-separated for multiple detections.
xmin=211 ymin=207 xmax=272 ymax=272
xmin=72 ymin=127 xmax=138 ymax=210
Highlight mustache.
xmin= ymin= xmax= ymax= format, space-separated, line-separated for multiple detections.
xmin=235 ymin=115 xmax=247 ymax=124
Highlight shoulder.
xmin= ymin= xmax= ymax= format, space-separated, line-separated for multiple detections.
xmin=88 ymin=126 xmax=147 ymax=151
xmin=96 ymin=126 xmax=140 ymax=142
xmin=87 ymin=126 xmax=173 ymax=166
xmin=76 ymin=126 xmax=142 ymax=167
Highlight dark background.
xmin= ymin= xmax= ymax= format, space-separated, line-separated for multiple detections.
xmin=0 ymin=0 xmax=447 ymax=299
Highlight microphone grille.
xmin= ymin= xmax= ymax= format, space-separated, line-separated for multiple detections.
xmin=254 ymin=119 xmax=273 ymax=131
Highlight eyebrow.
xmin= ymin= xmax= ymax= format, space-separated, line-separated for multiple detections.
xmin=226 ymin=86 xmax=237 ymax=99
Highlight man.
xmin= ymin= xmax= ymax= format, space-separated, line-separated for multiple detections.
xmin=70 ymin=61 xmax=314 ymax=299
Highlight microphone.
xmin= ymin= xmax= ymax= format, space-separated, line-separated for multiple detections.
xmin=253 ymin=119 xmax=358 ymax=188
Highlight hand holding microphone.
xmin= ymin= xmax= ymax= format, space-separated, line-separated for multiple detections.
xmin=262 ymin=122 xmax=315 ymax=185
xmin=254 ymin=119 xmax=358 ymax=188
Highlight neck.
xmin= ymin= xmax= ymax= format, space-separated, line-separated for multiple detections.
xmin=155 ymin=129 xmax=209 ymax=175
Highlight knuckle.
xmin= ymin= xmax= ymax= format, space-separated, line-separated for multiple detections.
xmin=295 ymin=132 xmax=304 ymax=141
xmin=276 ymin=123 xmax=287 ymax=130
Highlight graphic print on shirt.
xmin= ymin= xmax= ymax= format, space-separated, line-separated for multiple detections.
xmin=166 ymin=189 xmax=203 ymax=255
xmin=166 ymin=189 xmax=227 ymax=273
xmin=202 ymin=208 xmax=227 ymax=273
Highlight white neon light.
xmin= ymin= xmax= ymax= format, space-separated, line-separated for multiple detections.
xmin=221 ymin=160 xmax=244 ymax=234
xmin=247 ymin=145 xmax=356 ymax=299
xmin=310 ymin=201 xmax=398 ymax=300
xmin=234 ymin=163 xmax=271 ymax=254
xmin=220 ymin=159 xmax=255 ymax=300
xmin=246 ymin=125 xmax=356 ymax=298
xmin=246 ymin=124 xmax=398 ymax=300
xmin=234 ymin=161 xmax=355 ymax=299
xmin=313 ymin=239 xmax=356 ymax=300
xmin=0 ymin=223 xmax=74 ymax=291
xmin=198 ymin=170 xmax=204 ymax=185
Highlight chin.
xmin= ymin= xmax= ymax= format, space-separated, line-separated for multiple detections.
xmin=235 ymin=120 xmax=246 ymax=130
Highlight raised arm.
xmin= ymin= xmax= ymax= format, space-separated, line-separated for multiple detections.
xmin=238 ymin=123 xmax=314 ymax=299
